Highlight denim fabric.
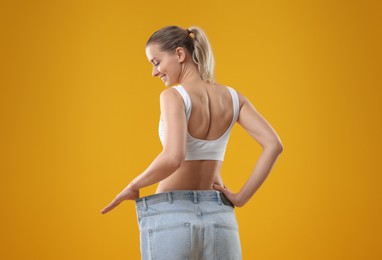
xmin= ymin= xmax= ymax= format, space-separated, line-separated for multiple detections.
xmin=135 ymin=190 xmax=242 ymax=260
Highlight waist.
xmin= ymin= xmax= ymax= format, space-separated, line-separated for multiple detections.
xmin=135 ymin=190 xmax=234 ymax=208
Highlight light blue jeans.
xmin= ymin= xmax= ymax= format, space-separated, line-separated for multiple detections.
xmin=135 ymin=190 xmax=242 ymax=260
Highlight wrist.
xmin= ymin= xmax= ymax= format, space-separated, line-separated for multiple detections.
xmin=235 ymin=192 xmax=247 ymax=207
xmin=128 ymin=181 xmax=139 ymax=192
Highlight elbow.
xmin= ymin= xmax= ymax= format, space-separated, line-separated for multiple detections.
xmin=169 ymin=158 xmax=183 ymax=170
xmin=162 ymin=151 xmax=184 ymax=170
xmin=265 ymin=141 xmax=284 ymax=153
xmin=276 ymin=142 xmax=284 ymax=153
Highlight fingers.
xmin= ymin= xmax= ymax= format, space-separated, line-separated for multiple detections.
xmin=213 ymin=184 xmax=237 ymax=206
xmin=213 ymin=184 xmax=229 ymax=192
xmin=212 ymin=184 xmax=223 ymax=191
xmin=100 ymin=187 xmax=140 ymax=214
xmin=213 ymin=184 xmax=229 ymax=196
xmin=100 ymin=196 xmax=122 ymax=214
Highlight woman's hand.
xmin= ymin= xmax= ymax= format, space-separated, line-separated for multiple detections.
xmin=100 ymin=184 xmax=139 ymax=214
xmin=213 ymin=184 xmax=246 ymax=207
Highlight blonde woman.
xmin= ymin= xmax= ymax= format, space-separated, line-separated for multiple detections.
xmin=101 ymin=25 xmax=283 ymax=260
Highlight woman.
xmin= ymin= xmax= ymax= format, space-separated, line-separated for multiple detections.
xmin=101 ymin=25 xmax=283 ymax=259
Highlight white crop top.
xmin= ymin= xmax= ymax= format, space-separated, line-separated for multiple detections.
xmin=158 ymin=85 xmax=240 ymax=161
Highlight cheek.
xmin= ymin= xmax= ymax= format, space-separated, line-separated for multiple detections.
xmin=168 ymin=62 xmax=181 ymax=76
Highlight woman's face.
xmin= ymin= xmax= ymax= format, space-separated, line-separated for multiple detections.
xmin=145 ymin=43 xmax=184 ymax=87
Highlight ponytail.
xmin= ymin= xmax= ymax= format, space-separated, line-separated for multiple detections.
xmin=187 ymin=26 xmax=216 ymax=84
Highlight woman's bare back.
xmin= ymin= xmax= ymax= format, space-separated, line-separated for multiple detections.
xmin=156 ymin=82 xmax=243 ymax=193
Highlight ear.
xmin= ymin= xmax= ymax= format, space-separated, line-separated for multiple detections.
xmin=175 ymin=47 xmax=186 ymax=63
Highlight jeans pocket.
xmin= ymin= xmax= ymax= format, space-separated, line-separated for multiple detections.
xmin=213 ymin=223 xmax=242 ymax=260
xmin=148 ymin=222 xmax=192 ymax=260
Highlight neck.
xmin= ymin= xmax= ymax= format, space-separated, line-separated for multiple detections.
xmin=177 ymin=60 xmax=206 ymax=87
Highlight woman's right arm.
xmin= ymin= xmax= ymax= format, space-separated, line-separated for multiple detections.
xmin=213 ymin=91 xmax=283 ymax=207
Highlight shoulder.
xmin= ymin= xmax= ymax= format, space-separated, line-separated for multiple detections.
xmin=160 ymin=87 xmax=180 ymax=100
xmin=159 ymin=87 xmax=184 ymax=109
xmin=235 ymin=89 xmax=246 ymax=110
xmin=213 ymin=82 xmax=246 ymax=110
xmin=224 ymin=85 xmax=246 ymax=110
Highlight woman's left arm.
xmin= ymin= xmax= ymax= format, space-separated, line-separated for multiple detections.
xmin=101 ymin=88 xmax=186 ymax=214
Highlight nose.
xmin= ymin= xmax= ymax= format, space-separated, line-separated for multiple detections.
xmin=152 ymin=66 xmax=160 ymax=77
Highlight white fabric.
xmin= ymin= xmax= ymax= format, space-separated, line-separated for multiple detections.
xmin=158 ymin=85 xmax=239 ymax=161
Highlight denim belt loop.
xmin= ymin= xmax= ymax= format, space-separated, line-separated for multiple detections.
xmin=216 ymin=191 xmax=223 ymax=205
xmin=167 ymin=192 xmax=173 ymax=204
xmin=142 ymin=197 xmax=148 ymax=211
xmin=193 ymin=191 xmax=198 ymax=204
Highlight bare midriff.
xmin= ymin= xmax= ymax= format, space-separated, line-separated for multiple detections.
xmin=155 ymin=160 xmax=225 ymax=193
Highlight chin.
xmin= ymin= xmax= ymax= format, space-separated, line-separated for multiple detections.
xmin=164 ymin=81 xmax=174 ymax=87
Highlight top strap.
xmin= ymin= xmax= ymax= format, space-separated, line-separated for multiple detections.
xmin=226 ymin=86 xmax=240 ymax=124
xmin=173 ymin=85 xmax=239 ymax=124
xmin=172 ymin=85 xmax=192 ymax=120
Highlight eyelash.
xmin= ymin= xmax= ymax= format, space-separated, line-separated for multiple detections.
xmin=154 ymin=62 xmax=160 ymax=66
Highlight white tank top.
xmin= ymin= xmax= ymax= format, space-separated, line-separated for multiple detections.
xmin=158 ymin=85 xmax=240 ymax=161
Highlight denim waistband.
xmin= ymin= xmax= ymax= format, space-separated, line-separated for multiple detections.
xmin=135 ymin=190 xmax=234 ymax=209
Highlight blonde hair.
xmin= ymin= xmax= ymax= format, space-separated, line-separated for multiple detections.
xmin=145 ymin=25 xmax=216 ymax=84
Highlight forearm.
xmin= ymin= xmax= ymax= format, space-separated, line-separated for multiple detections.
xmin=237 ymin=144 xmax=283 ymax=205
xmin=128 ymin=151 xmax=181 ymax=190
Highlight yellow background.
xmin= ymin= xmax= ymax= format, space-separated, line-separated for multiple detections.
xmin=1 ymin=0 xmax=381 ymax=259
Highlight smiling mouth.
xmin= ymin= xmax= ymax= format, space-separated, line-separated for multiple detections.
xmin=160 ymin=75 xmax=166 ymax=81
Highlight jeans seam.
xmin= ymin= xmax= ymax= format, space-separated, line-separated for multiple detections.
xmin=214 ymin=225 xmax=219 ymax=260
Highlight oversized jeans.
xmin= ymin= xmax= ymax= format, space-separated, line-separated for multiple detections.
xmin=135 ymin=190 xmax=242 ymax=260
